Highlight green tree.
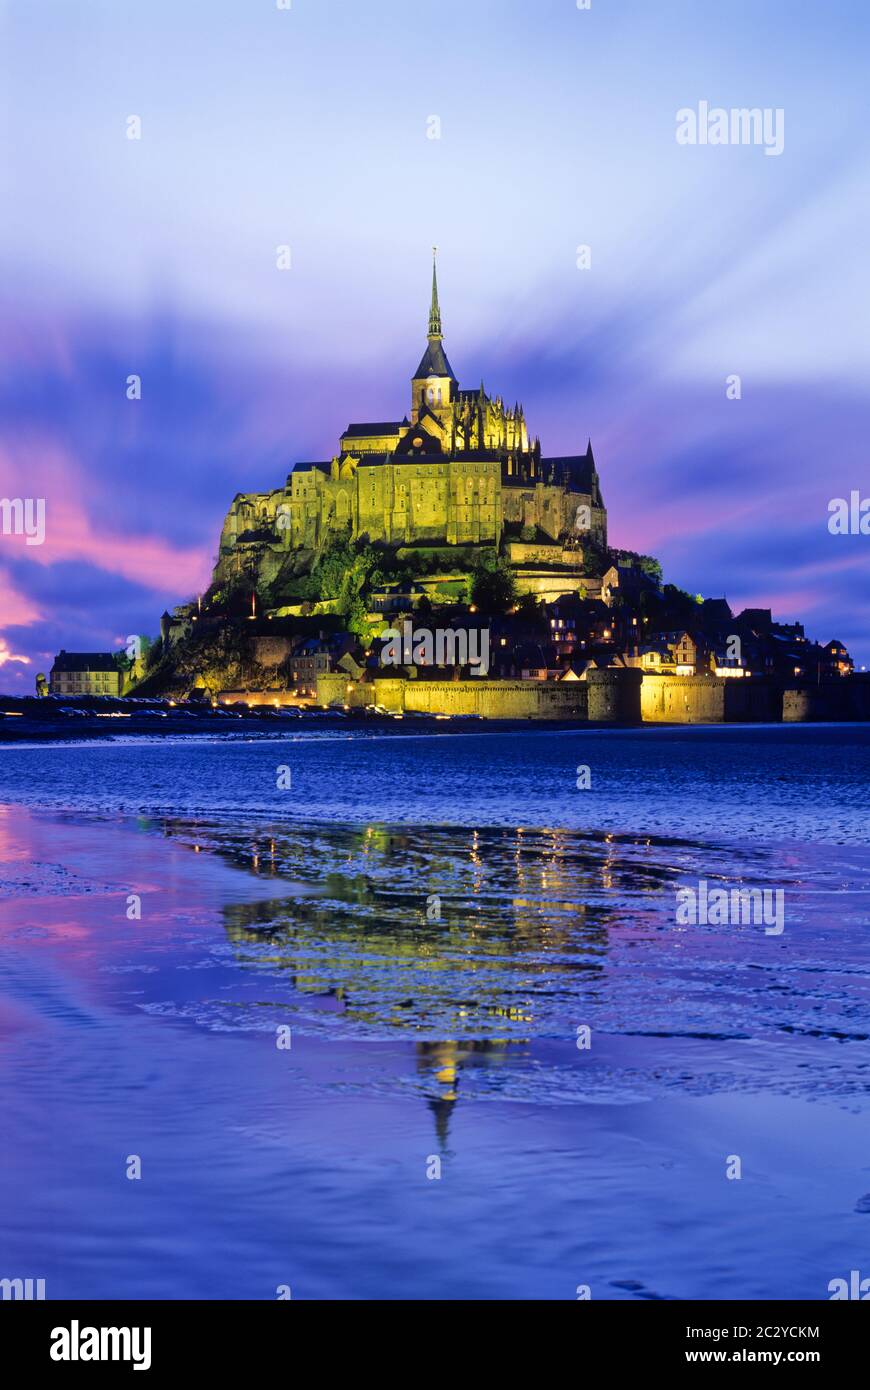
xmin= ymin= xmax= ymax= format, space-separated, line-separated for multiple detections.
xmin=515 ymin=592 xmax=548 ymax=634
xmin=309 ymin=528 xmax=356 ymax=600
xmin=145 ymin=638 xmax=164 ymax=671
xmin=469 ymin=555 xmax=517 ymax=613
xmin=609 ymin=548 xmax=663 ymax=583
xmin=344 ymin=591 xmax=371 ymax=638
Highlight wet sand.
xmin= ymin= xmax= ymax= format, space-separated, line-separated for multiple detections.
xmin=1 ymin=803 xmax=869 ymax=1299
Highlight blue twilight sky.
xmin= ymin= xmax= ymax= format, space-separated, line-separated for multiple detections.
xmin=0 ymin=0 xmax=868 ymax=687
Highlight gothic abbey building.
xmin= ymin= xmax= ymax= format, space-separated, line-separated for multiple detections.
xmin=215 ymin=260 xmax=606 ymax=587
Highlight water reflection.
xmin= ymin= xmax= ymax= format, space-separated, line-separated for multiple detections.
xmin=417 ymin=1039 xmax=515 ymax=1147
xmin=134 ymin=815 xmax=870 ymax=1134
xmin=146 ymin=817 xmax=683 ymax=1126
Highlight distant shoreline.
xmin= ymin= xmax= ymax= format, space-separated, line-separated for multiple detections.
xmin=0 ymin=713 xmax=619 ymax=743
xmin=2 ymin=714 xmax=867 ymax=745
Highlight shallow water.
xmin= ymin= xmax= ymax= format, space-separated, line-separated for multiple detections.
xmin=1 ymin=722 xmax=868 ymax=841
xmin=0 ymin=726 xmax=868 ymax=1299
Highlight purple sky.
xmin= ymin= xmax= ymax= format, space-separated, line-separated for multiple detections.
xmin=1 ymin=0 xmax=869 ymax=688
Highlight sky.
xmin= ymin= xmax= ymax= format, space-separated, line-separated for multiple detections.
xmin=1 ymin=0 xmax=869 ymax=689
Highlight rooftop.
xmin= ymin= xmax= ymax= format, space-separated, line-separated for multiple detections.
xmin=412 ymin=339 xmax=456 ymax=382
xmin=51 ymin=651 xmax=120 ymax=672
xmin=342 ymin=422 xmax=403 ymax=437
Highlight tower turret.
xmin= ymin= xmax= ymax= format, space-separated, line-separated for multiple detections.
xmin=411 ymin=248 xmax=457 ymax=426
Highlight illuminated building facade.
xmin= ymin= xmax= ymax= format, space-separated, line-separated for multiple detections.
xmin=216 ymin=258 xmax=606 ymax=583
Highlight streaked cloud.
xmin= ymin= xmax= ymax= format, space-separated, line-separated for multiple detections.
xmin=0 ymin=0 xmax=867 ymax=687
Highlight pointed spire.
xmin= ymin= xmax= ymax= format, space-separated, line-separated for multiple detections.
xmin=428 ymin=247 xmax=442 ymax=340
xmin=412 ymin=248 xmax=455 ymax=383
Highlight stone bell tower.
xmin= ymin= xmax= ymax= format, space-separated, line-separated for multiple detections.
xmin=410 ymin=249 xmax=457 ymax=429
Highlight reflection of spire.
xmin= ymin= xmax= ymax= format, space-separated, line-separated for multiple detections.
xmin=418 ymin=1040 xmax=459 ymax=1149
xmin=427 ymin=1096 xmax=455 ymax=1149
xmin=428 ymin=247 xmax=442 ymax=340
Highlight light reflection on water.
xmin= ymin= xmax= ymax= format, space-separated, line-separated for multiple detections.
xmin=132 ymin=814 xmax=870 ymax=1115
xmin=1 ymin=729 xmax=870 ymax=1299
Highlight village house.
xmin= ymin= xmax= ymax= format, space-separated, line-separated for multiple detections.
xmin=290 ymin=632 xmax=357 ymax=696
xmin=49 ymin=651 xmax=122 ymax=697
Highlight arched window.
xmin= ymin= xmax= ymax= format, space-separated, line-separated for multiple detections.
xmin=427 ymin=387 xmax=434 ymax=405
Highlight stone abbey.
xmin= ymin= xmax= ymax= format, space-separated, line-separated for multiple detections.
xmin=215 ymin=257 xmax=606 ymax=585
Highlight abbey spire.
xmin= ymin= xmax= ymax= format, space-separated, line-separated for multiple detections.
xmin=412 ymin=249 xmax=456 ymax=417
xmin=428 ymin=247 xmax=442 ymax=339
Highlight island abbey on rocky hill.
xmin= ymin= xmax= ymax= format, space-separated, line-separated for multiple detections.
xmin=215 ymin=256 xmax=606 ymax=587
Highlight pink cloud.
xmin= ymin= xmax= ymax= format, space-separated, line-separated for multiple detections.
xmin=0 ymin=440 xmax=211 ymax=597
xmin=0 ymin=568 xmax=43 ymax=627
xmin=0 ymin=639 xmax=30 ymax=668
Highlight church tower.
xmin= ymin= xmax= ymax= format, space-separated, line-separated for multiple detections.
xmin=410 ymin=250 xmax=457 ymax=429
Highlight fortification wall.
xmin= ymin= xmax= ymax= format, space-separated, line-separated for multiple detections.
xmin=506 ymin=542 xmax=585 ymax=567
xmin=512 ymin=571 xmax=588 ymax=601
xmin=641 ymin=676 xmax=725 ymax=723
xmin=724 ymin=679 xmax=780 ymax=722
xmin=316 ymin=674 xmax=587 ymax=719
xmin=259 ymin=671 xmax=870 ymax=724
xmin=399 ymin=679 xmax=586 ymax=719
xmin=641 ymin=675 xmax=780 ymax=723
xmin=586 ymin=668 xmax=643 ymax=723
xmin=782 ymin=680 xmax=870 ymax=722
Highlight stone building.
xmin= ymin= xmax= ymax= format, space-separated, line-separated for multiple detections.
xmin=50 ymin=651 xmax=122 ymax=697
xmin=214 ymin=257 xmax=607 ymax=591
xmin=290 ymin=633 xmax=357 ymax=697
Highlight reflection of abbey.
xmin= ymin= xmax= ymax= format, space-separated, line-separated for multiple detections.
xmin=217 ymin=257 xmax=606 ymax=573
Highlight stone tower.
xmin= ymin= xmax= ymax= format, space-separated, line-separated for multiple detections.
xmin=409 ymin=250 xmax=457 ymax=430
